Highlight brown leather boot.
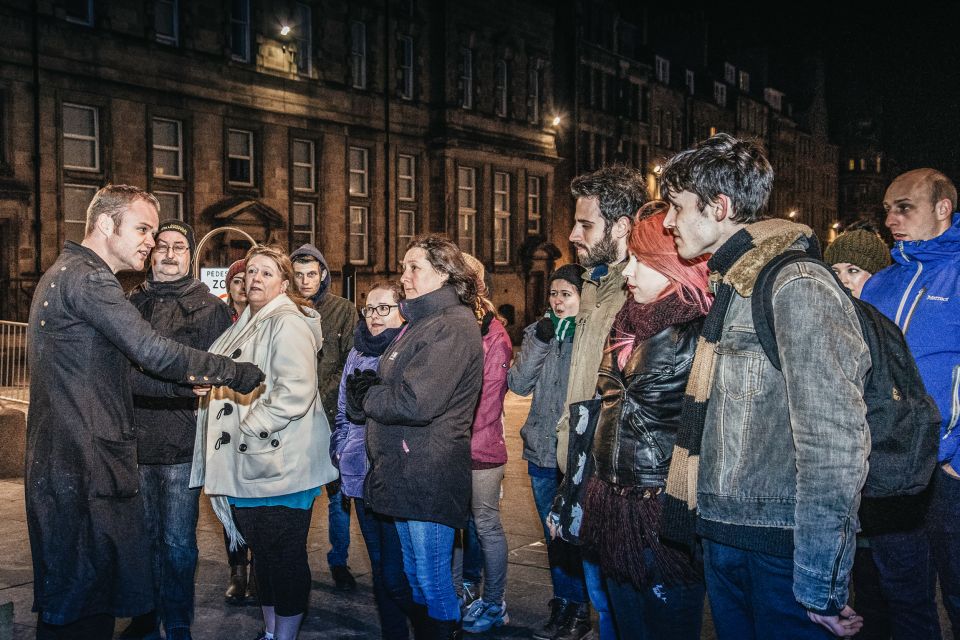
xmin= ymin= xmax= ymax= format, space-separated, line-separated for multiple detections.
xmin=225 ymin=562 xmax=247 ymax=606
xmin=244 ymin=564 xmax=258 ymax=605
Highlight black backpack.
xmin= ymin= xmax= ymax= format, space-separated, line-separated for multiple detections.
xmin=752 ymin=249 xmax=941 ymax=535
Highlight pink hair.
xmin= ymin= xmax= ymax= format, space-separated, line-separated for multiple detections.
xmin=629 ymin=211 xmax=712 ymax=314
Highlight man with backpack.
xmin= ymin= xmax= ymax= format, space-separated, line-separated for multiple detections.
xmin=861 ymin=168 xmax=960 ymax=638
xmin=658 ymin=134 xmax=870 ymax=638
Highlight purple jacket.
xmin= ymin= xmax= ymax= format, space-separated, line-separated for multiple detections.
xmin=333 ymin=348 xmax=380 ymax=498
xmin=471 ymin=317 xmax=512 ymax=465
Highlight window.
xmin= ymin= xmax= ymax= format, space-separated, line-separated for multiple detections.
xmin=293 ymin=201 xmax=315 ymax=245
xmin=527 ymin=58 xmax=543 ymax=124
xmin=724 ymin=62 xmax=736 ymax=84
xmin=230 ymin=0 xmax=250 ymax=62
xmin=526 ymin=175 xmax=541 ymax=235
xmin=398 ymin=35 xmax=414 ymax=99
xmin=457 ymin=166 xmax=476 ymax=255
xmin=655 ymin=56 xmax=670 ymax=84
xmin=860 ymin=158 xmax=866 ymax=171
xmin=398 ymin=209 xmax=415 ymax=253
xmin=351 ymin=21 xmax=367 ymax=89
xmin=674 ymin=114 xmax=682 ymax=150
xmin=152 ymin=118 xmax=182 ymax=179
xmin=63 ymin=184 xmax=98 ymax=243
xmin=227 ymin=129 xmax=254 ymax=186
xmin=876 ymin=156 xmax=882 ymax=174
xmin=714 ymin=81 xmax=726 ymax=107
xmin=292 ymin=138 xmax=315 ymax=191
xmin=154 ymin=191 xmax=183 ymax=220
xmin=460 ymin=48 xmax=473 ymax=109
xmin=664 ymin=110 xmax=672 ymax=149
xmin=494 ymin=59 xmax=508 ymax=117
xmin=349 ymin=205 xmax=368 ymax=264
xmin=63 ymin=103 xmax=99 ymax=171
xmin=685 ymin=69 xmax=695 ymax=95
xmin=155 ymin=0 xmax=178 ymax=45
xmin=493 ymin=172 xmax=511 ymax=264
xmin=398 ymin=154 xmax=415 ymax=201
xmin=764 ymin=88 xmax=783 ymax=112
xmin=295 ymin=3 xmax=312 ymax=76
xmin=652 ymin=108 xmax=661 ymax=145
xmin=65 ymin=0 xmax=93 ymax=25
xmin=348 ymin=147 xmax=368 ymax=197
xmin=709 ymin=125 xmax=717 ymax=137
xmin=738 ymin=70 xmax=750 ymax=92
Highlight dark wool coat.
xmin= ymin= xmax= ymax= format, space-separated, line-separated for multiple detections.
xmin=128 ymin=275 xmax=233 ymax=464
xmin=26 ymin=242 xmax=245 ymax=625
xmin=363 ymin=285 xmax=483 ymax=528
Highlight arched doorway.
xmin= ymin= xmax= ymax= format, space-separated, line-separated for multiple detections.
xmin=518 ymin=237 xmax=562 ymax=328
xmin=197 ymin=197 xmax=285 ymax=268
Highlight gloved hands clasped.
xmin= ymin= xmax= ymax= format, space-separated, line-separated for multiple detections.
xmin=345 ymin=369 xmax=381 ymax=423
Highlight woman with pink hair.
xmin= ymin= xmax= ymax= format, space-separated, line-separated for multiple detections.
xmin=579 ymin=208 xmax=712 ymax=639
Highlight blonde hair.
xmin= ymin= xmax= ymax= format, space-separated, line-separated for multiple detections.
xmin=244 ymin=245 xmax=312 ymax=316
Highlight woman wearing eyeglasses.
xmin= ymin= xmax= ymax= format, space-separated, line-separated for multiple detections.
xmin=332 ymin=282 xmax=413 ymax=639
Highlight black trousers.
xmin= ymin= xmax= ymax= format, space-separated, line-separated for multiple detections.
xmin=234 ymin=504 xmax=313 ymax=616
xmin=36 ymin=614 xmax=114 ymax=639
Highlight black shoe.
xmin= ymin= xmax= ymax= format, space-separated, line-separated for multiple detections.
xmin=532 ymin=598 xmax=569 ymax=640
xmin=225 ymin=563 xmax=248 ymax=605
xmin=118 ymin=612 xmax=160 ymax=639
xmin=430 ymin=617 xmax=463 ymax=640
xmin=554 ymin=602 xmax=591 ymax=640
xmin=331 ymin=564 xmax=357 ymax=591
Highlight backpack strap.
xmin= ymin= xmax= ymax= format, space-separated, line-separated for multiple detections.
xmin=751 ymin=248 xmax=821 ymax=372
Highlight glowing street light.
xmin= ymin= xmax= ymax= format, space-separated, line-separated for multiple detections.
xmin=788 ymin=210 xmax=797 ymax=218
xmin=832 ymin=222 xmax=841 ymax=229
xmin=552 ymin=115 xmax=561 ymax=126
xmin=280 ymin=25 xmax=291 ymax=36
xmin=653 ymin=164 xmax=663 ymax=175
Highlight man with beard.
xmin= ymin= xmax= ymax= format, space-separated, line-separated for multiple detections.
xmin=119 ymin=220 xmax=233 ymax=640
xmin=545 ymin=164 xmax=648 ymax=640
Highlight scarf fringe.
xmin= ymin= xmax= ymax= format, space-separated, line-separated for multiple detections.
xmin=210 ymin=494 xmax=246 ymax=552
xmin=581 ymin=478 xmax=701 ymax=587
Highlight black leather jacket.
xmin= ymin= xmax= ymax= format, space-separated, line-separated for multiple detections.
xmin=591 ymin=317 xmax=702 ymax=487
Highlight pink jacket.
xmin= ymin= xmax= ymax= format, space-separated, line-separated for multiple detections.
xmin=471 ymin=317 xmax=512 ymax=465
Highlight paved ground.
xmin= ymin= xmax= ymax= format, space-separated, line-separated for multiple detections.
xmin=2 ymin=392 xmax=664 ymax=639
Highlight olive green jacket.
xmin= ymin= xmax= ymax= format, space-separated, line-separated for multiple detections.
xmin=556 ymin=260 xmax=627 ymax=473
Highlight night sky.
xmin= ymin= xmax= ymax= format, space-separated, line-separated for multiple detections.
xmin=705 ymin=5 xmax=960 ymax=178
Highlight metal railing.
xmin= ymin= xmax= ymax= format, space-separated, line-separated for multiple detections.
xmin=0 ymin=321 xmax=28 ymax=404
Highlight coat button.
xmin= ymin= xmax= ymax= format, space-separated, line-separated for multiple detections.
xmin=50 ymin=282 xmax=56 ymax=288
xmin=231 ymin=348 xmax=242 ymax=359
xmin=60 ymin=266 xmax=66 ymax=271
xmin=189 ymin=375 xmax=196 ymax=381
xmin=271 ymin=439 xmax=279 ymax=447
xmin=40 ymin=320 xmax=45 ymax=327
xmin=259 ymin=431 xmax=268 ymax=439
xmin=239 ymin=443 xmax=248 ymax=452
xmin=43 ymin=301 xmax=48 ymax=307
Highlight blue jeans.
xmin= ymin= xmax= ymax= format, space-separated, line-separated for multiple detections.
xmin=703 ymin=539 xmax=832 ymax=640
xmin=528 ymin=463 xmax=588 ymax=604
xmin=461 ymin=517 xmax=483 ymax=585
xmin=395 ymin=519 xmax=460 ymax=622
xmin=854 ymin=530 xmax=941 ymax=640
xmin=139 ymin=462 xmax=200 ymax=633
xmin=604 ymin=550 xmax=704 ymax=640
xmin=327 ymin=482 xmax=351 ymax=567
xmin=927 ymin=466 xmax=960 ymax=637
xmin=583 ymin=559 xmax=615 ymax=640
xmin=355 ymin=499 xmax=413 ymax=640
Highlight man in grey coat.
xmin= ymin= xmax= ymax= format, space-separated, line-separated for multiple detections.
xmin=26 ymin=185 xmax=263 ymax=639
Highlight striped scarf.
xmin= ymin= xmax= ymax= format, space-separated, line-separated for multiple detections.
xmin=660 ymin=218 xmax=815 ymax=552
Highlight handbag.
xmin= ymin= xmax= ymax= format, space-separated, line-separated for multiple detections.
xmin=551 ymin=398 xmax=600 ymax=545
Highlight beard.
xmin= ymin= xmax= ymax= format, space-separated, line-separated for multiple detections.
xmin=576 ymin=225 xmax=620 ymax=268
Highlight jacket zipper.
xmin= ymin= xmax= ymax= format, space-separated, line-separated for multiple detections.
xmin=894 ymin=259 xmax=923 ymax=329
xmin=944 ymin=365 xmax=960 ymax=441
xmin=829 ymin=516 xmax=851 ymax=607
xmin=900 ymin=286 xmax=926 ymax=336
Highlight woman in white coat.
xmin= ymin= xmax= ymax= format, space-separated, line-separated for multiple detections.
xmin=191 ymin=245 xmax=338 ymax=640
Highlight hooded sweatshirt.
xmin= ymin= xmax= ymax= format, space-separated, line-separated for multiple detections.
xmin=290 ymin=244 xmax=359 ymax=425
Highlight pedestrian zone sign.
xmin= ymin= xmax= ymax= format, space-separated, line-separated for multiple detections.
xmin=201 ymin=268 xmax=229 ymax=301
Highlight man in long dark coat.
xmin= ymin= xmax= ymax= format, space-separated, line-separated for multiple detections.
xmin=25 ymin=185 xmax=263 ymax=639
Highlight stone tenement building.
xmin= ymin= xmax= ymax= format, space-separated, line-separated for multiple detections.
xmin=0 ymin=0 xmax=843 ymax=325
xmin=0 ymin=0 xmax=564 ymax=330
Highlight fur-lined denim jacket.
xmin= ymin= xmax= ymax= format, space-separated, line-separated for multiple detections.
xmin=696 ymin=238 xmax=871 ymax=616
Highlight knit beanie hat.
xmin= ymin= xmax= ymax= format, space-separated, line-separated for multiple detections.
xmin=156 ymin=219 xmax=196 ymax=255
xmin=226 ymin=259 xmax=246 ymax=283
xmin=823 ymin=230 xmax=891 ymax=275
xmin=549 ymin=263 xmax=586 ymax=294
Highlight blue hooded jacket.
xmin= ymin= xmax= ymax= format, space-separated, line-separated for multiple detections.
xmin=861 ymin=212 xmax=960 ymax=465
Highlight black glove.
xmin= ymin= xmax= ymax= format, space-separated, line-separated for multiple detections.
xmin=534 ymin=317 xmax=555 ymax=343
xmin=345 ymin=369 xmax=380 ymax=423
xmin=226 ymin=362 xmax=265 ymax=394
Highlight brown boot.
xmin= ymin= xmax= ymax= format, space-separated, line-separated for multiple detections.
xmin=244 ymin=564 xmax=258 ymax=605
xmin=225 ymin=563 xmax=247 ymax=606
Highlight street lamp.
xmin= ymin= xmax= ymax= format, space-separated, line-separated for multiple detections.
xmin=280 ymin=25 xmax=291 ymax=36
xmin=788 ymin=210 xmax=797 ymax=219
xmin=552 ymin=115 xmax=561 ymax=126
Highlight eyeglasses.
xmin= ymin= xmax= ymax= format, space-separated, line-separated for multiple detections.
xmin=154 ymin=243 xmax=189 ymax=256
xmin=361 ymin=304 xmax=399 ymax=318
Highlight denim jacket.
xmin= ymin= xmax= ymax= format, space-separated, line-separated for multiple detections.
xmin=697 ymin=243 xmax=871 ymax=616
